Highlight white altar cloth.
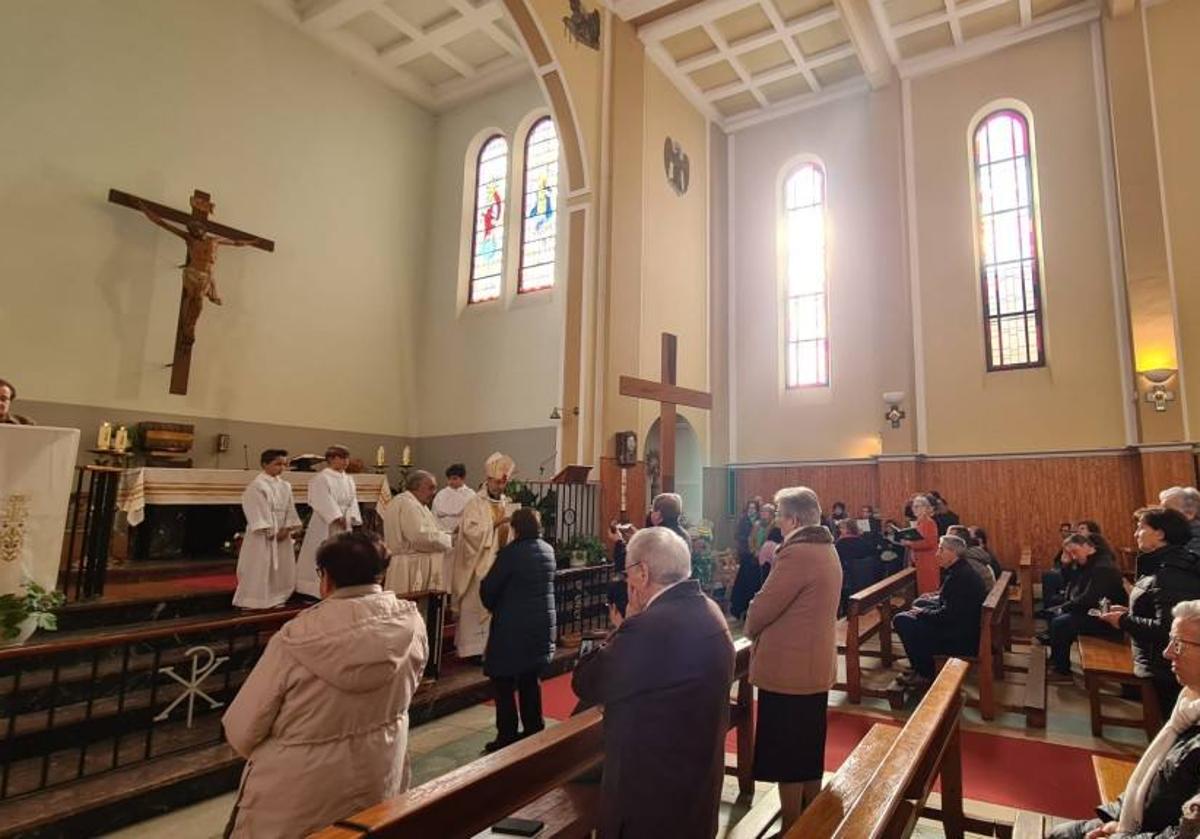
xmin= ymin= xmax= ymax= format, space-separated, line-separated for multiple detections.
xmin=0 ymin=426 xmax=81 ymax=595
xmin=117 ymin=468 xmax=392 ymax=526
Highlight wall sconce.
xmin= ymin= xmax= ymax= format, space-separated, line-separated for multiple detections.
xmin=549 ymin=407 xmax=562 ymax=420
xmin=1141 ymin=368 xmax=1178 ymax=412
xmin=883 ymin=391 xmax=906 ymax=429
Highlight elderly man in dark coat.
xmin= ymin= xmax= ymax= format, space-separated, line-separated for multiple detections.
xmin=480 ymin=508 xmax=557 ymax=752
xmin=572 ymin=526 xmax=735 ymax=839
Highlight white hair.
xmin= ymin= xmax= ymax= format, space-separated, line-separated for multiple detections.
xmin=1162 ymin=486 xmax=1200 ymax=517
xmin=1173 ymin=600 xmax=1200 ymax=623
xmin=939 ymin=535 xmax=967 ymax=555
xmin=912 ymin=495 xmax=932 ymax=509
xmin=405 ymin=469 xmax=436 ymax=492
xmin=626 ymin=527 xmax=691 ymax=586
xmin=774 ymin=486 xmax=822 ymax=527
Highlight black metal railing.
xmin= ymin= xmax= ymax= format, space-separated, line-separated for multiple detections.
xmin=505 ymin=480 xmax=601 ymax=548
xmin=61 ymin=466 xmax=123 ymax=601
xmin=553 ymin=563 xmax=614 ymax=641
xmin=0 ymin=608 xmax=299 ymax=801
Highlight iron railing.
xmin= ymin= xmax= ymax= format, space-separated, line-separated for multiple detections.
xmin=553 ymin=564 xmax=613 ymax=641
xmin=505 ymin=480 xmax=601 ymax=549
xmin=61 ymin=466 xmax=123 ymax=601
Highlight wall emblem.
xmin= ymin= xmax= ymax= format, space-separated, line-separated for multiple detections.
xmin=563 ymin=0 xmax=600 ymax=50
xmin=0 ymin=494 xmax=29 ymax=564
xmin=155 ymin=645 xmax=229 ymax=727
xmin=664 ymin=138 xmax=690 ymax=196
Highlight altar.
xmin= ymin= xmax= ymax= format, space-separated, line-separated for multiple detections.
xmin=116 ymin=468 xmax=392 ymax=561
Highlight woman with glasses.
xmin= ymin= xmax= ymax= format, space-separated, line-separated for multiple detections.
xmin=1100 ymin=507 xmax=1200 ymax=718
xmin=1051 ymin=600 xmax=1200 ymax=838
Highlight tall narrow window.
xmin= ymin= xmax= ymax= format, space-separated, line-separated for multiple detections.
xmin=973 ymin=109 xmax=1044 ymax=369
xmin=783 ymin=161 xmax=829 ymax=388
xmin=469 ymin=135 xmax=509 ymax=303
xmin=519 ymin=117 xmax=559 ymax=293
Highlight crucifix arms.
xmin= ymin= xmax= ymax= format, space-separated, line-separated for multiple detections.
xmin=132 ymin=198 xmax=264 ymax=248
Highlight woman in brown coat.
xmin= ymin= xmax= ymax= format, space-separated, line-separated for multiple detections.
xmin=744 ymin=486 xmax=842 ymax=831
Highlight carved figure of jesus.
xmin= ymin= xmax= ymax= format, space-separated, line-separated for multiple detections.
xmin=133 ymin=192 xmax=261 ymax=346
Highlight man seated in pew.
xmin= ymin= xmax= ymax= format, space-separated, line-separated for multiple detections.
xmin=1042 ymin=533 xmax=1127 ymax=680
xmin=222 ymin=532 xmax=429 ymax=838
xmin=1049 ymin=600 xmax=1200 ymax=839
xmin=745 ymin=487 xmax=841 ymax=831
xmin=1160 ymin=487 xmax=1200 ymax=557
xmin=572 ymin=527 xmax=735 ymax=838
xmin=948 ymin=525 xmax=996 ymax=589
xmin=1041 ymin=521 xmax=1077 ymax=615
xmin=1098 ymin=507 xmax=1200 ymax=716
xmin=893 ymin=535 xmax=988 ymax=691
xmin=968 ymin=526 xmax=1002 ymax=579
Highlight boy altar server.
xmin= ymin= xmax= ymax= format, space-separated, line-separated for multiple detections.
xmin=452 ymin=452 xmax=516 ymax=660
xmin=233 ymin=449 xmax=302 ymax=609
xmin=296 ymin=445 xmax=362 ymax=598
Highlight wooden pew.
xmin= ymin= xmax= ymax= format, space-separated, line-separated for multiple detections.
xmin=1011 ymin=755 xmax=1136 ymax=837
xmin=1009 ymin=547 xmax=1035 ymax=641
xmin=789 ymin=658 xmax=971 ymax=839
xmin=836 ymin=567 xmax=917 ymax=704
xmin=1078 ymin=635 xmax=1161 ymax=737
xmin=312 ymin=638 xmax=754 ymax=839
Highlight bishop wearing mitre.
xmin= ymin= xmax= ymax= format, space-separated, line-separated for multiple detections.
xmin=232 ymin=449 xmax=302 ymax=609
xmin=452 ymin=452 xmax=516 ymax=660
xmin=382 ymin=469 xmax=452 ymax=594
xmin=295 ymin=445 xmax=362 ymax=598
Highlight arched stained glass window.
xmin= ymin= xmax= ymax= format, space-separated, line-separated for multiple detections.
xmin=783 ymin=161 xmax=829 ymax=388
xmin=973 ymin=109 xmax=1045 ymax=369
xmin=469 ymin=135 xmax=509 ymax=303
xmin=519 ymin=117 xmax=559 ymax=293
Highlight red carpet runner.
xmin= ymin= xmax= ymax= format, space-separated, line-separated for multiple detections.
xmin=537 ymin=671 xmax=1100 ymax=819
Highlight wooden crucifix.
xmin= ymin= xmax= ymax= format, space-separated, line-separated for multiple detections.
xmin=108 ymin=188 xmax=274 ymax=395
xmin=618 ymin=333 xmax=712 ymax=494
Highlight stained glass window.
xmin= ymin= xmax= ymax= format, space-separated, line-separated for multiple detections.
xmin=783 ymin=162 xmax=829 ymax=388
xmin=519 ymin=118 xmax=559 ymax=293
xmin=469 ymin=135 xmax=509 ymax=303
xmin=973 ymin=109 xmax=1045 ymax=370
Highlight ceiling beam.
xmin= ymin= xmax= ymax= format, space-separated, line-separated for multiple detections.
xmin=833 ymin=0 xmax=894 ymax=89
xmin=638 ymin=0 xmax=760 ymax=41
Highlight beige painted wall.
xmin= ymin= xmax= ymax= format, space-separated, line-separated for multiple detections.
xmin=637 ymin=63 xmax=710 ymax=458
xmin=0 ymin=0 xmax=432 ymax=436
xmin=911 ymin=25 xmax=1127 ymax=454
xmin=417 ymin=78 xmax=565 ymax=440
xmin=1146 ymin=0 xmax=1200 ymax=440
xmin=730 ymin=87 xmax=909 ymax=462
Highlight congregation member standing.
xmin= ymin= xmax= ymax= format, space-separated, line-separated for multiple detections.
xmin=296 ymin=445 xmax=362 ymax=599
xmin=573 ymin=527 xmax=734 ymax=839
xmin=906 ymin=495 xmax=941 ymax=593
xmin=1050 ymin=600 xmax=1200 ymax=839
xmin=745 ymin=487 xmax=841 ymax=830
xmin=1041 ymin=521 xmax=1076 ymax=611
xmin=452 ymin=452 xmax=515 ymax=661
xmin=432 ymin=463 xmax=475 ymax=534
xmin=1044 ymin=533 xmax=1127 ymax=679
xmin=1100 ymin=507 xmax=1200 ymax=716
xmin=382 ymin=470 xmax=452 ymax=594
xmin=730 ymin=499 xmax=763 ymax=620
xmin=1160 ymin=486 xmax=1200 ymax=555
xmin=893 ymin=535 xmax=988 ymax=690
xmin=222 ymin=532 xmax=428 ymax=838
xmin=232 ymin=449 xmax=301 ymax=609
xmin=480 ymin=508 xmax=556 ymax=752
xmin=836 ymin=519 xmax=877 ymax=610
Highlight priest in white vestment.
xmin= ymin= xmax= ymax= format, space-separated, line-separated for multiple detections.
xmin=432 ymin=463 xmax=475 ymax=533
xmin=233 ymin=449 xmax=302 ymax=609
xmin=452 ymin=452 xmax=516 ymax=660
xmin=383 ymin=470 xmax=452 ymax=594
xmin=296 ymin=446 xmax=362 ymax=598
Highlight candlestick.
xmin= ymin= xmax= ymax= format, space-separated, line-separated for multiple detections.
xmin=375 ymin=445 xmax=386 ymax=467
xmin=113 ymin=426 xmax=129 ymax=453
xmin=97 ymin=421 xmax=113 ymax=450
xmin=401 ymin=445 xmax=411 ymax=467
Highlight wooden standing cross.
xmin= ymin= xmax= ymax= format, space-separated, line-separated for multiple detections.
xmin=108 ymin=188 xmax=274 ymax=395
xmin=619 ymin=333 xmax=712 ymax=494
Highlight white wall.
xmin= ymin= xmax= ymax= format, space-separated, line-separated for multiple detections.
xmin=0 ymin=0 xmax=432 ymax=435
xmin=417 ymin=78 xmax=565 ymax=439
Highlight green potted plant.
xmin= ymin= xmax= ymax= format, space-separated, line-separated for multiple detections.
xmin=0 ymin=579 xmax=65 ymax=647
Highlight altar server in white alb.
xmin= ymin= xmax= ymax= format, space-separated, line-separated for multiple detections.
xmin=452 ymin=452 xmax=516 ymax=660
xmin=233 ymin=449 xmax=302 ymax=609
xmin=432 ymin=463 xmax=475 ymax=534
xmin=296 ymin=445 xmax=362 ymax=598
xmin=383 ymin=470 xmax=452 ymax=594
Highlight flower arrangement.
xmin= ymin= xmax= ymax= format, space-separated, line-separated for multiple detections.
xmin=0 ymin=579 xmax=65 ymax=644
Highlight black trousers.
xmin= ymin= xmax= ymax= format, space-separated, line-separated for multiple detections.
xmin=893 ymin=611 xmax=943 ymax=678
xmin=492 ymin=670 xmax=544 ymax=743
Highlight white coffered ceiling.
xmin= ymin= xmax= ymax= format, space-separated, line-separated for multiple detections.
xmin=254 ymin=0 xmax=533 ymax=111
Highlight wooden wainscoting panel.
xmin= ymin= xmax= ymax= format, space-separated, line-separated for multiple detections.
xmin=1136 ymin=448 xmax=1197 ymax=505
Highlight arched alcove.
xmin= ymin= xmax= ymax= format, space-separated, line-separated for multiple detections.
xmin=645 ymin=415 xmax=703 ymax=522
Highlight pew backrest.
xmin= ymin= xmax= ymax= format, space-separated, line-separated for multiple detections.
xmin=848 ymin=567 xmax=917 ymax=617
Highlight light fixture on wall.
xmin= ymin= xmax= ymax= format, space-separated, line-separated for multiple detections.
xmin=549 ymin=407 xmax=562 ymax=420
xmin=883 ymin=391 xmax=907 ymax=429
xmin=1140 ymin=368 xmax=1178 ymax=412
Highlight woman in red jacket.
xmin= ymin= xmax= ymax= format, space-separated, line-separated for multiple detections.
xmin=908 ymin=495 xmax=941 ymax=593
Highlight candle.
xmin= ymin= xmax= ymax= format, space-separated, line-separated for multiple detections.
xmin=375 ymin=445 xmax=385 ymax=467
xmin=97 ymin=422 xmax=113 ymax=450
xmin=113 ymin=426 xmax=129 ymax=453
xmin=401 ymin=445 xmax=412 ymax=467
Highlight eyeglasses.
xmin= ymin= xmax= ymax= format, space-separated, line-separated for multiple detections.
xmin=1168 ymin=635 xmax=1200 ymax=655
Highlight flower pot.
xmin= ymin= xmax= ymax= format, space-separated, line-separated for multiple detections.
xmin=569 ymin=550 xmax=587 ymax=569
xmin=1 ymin=616 xmax=38 ymax=647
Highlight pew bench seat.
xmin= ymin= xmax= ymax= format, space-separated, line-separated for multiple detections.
xmin=1078 ymin=636 xmax=1161 ymax=737
xmin=1092 ymin=754 xmax=1136 ymax=804
xmin=1011 ymin=811 xmax=1072 ymax=838
xmin=472 ymin=782 xmax=601 ymax=839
